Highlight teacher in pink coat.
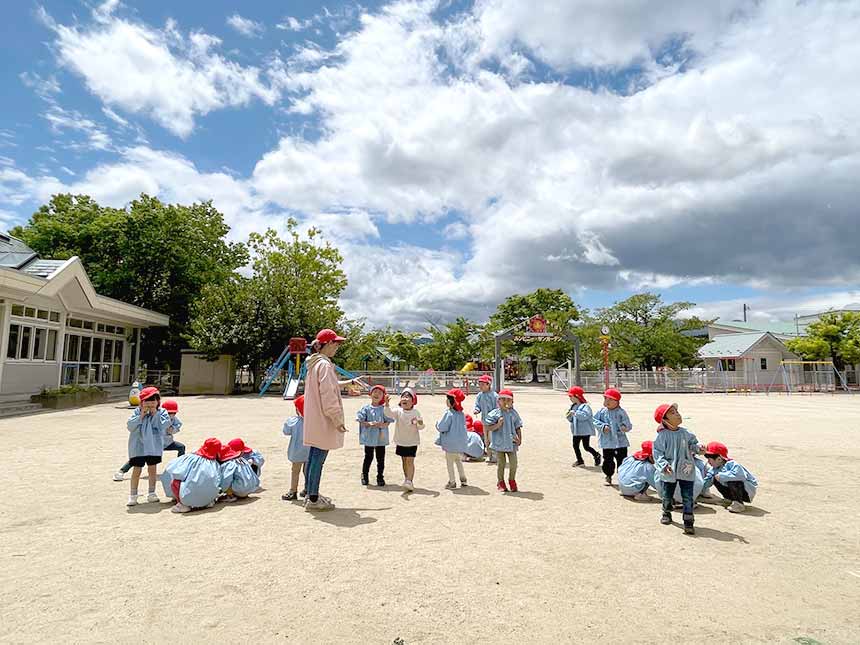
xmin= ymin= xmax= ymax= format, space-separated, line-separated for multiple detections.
xmin=302 ymin=328 xmax=349 ymax=511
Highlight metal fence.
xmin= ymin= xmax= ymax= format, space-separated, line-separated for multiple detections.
xmin=135 ymin=369 xmax=181 ymax=394
xmin=255 ymin=369 xmax=495 ymax=397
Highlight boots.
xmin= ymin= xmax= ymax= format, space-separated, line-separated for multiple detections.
xmin=683 ymin=513 xmax=695 ymax=535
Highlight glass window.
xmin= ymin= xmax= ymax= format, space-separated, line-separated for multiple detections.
xmin=7 ymin=324 xmax=20 ymax=359
xmin=47 ymin=329 xmax=57 ymax=361
xmin=65 ymin=334 xmax=79 ymax=361
xmin=77 ymin=366 xmax=90 ymax=385
xmin=20 ymin=326 xmax=32 ymax=359
xmin=37 ymin=309 xmax=49 ymax=320
xmin=112 ymin=364 xmax=122 ymax=382
xmin=92 ymin=338 xmax=103 ymax=365
xmin=11 ymin=304 xmax=25 ymax=316
xmin=103 ymin=339 xmax=113 ymax=363
xmin=97 ymin=323 xmax=105 ymax=332
xmin=100 ymin=364 xmax=112 ymax=383
xmin=114 ymin=340 xmax=124 ymax=363
xmin=68 ymin=318 xmax=83 ymax=328
xmin=760 ymin=358 xmax=768 ymax=370
xmin=24 ymin=307 xmax=36 ymax=318
xmin=62 ymin=365 xmax=78 ymax=385
xmin=33 ymin=328 xmax=47 ymax=360
xmin=80 ymin=336 xmax=92 ymax=363
xmin=83 ymin=320 xmax=94 ymax=330
xmin=50 ymin=311 xmax=60 ymax=323
xmin=116 ymin=327 xmax=126 ymax=336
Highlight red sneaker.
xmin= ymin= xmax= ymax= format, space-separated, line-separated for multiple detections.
xmin=497 ymin=480 xmax=508 ymax=492
xmin=508 ymin=479 xmax=518 ymax=492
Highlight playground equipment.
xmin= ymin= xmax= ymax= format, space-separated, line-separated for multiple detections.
xmin=460 ymin=362 xmax=477 ymax=373
xmin=766 ymin=360 xmax=851 ymax=395
xmin=128 ymin=381 xmax=141 ymax=407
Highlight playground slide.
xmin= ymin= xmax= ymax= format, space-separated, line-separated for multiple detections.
xmin=284 ymin=378 xmax=300 ymax=400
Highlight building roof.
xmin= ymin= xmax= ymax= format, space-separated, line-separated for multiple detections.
xmin=19 ymin=259 xmax=66 ymax=278
xmin=0 ymin=233 xmax=38 ymax=269
xmin=711 ymin=318 xmax=802 ymax=336
xmin=698 ymin=332 xmax=774 ymax=359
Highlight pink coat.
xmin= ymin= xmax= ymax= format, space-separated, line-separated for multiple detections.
xmin=302 ymin=353 xmax=346 ymax=451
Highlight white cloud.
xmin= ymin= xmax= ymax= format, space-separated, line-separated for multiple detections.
xmin=43 ymin=7 xmax=282 ymax=137
xmin=227 ymin=13 xmax=265 ymax=38
xmin=302 ymin=209 xmax=380 ymax=242
xmin=277 ymin=16 xmax=311 ymax=32
xmin=42 ymin=105 xmax=112 ymax=151
xmin=19 ymin=72 xmax=61 ymax=99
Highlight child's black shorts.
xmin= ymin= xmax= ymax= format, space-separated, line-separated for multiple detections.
xmin=128 ymin=455 xmax=162 ymax=467
xmin=395 ymin=445 xmax=418 ymax=457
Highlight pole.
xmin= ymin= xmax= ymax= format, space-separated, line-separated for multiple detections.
xmin=602 ymin=337 xmax=610 ymax=389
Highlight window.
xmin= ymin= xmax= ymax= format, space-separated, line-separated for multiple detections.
xmin=83 ymin=320 xmax=94 ymax=330
xmin=80 ymin=336 xmax=92 ymax=362
xmin=24 ymin=307 xmax=36 ymax=318
xmin=720 ymin=358 xmax=737 ymax=372
xmin=97 ymin=323 xmax=105 ymax=332
xmin=114 ymin=340 xmax=124 ymax=362
xmin=49 ymin=311 xmax=60 ymax=323
xmin=68 ymin=318 xmax=83 ymax=329
xmin=33 ymin=328 xmax=47 ymax=360
xmin=7 ymin=324 xmax=20 ymax=359
xmin=37 ymin=309 xmax=49 ymax=320
xmin=11 ymin=305 xmax=24 ymax=316
xmin=760 ymin=358 xmax=768 ymax=370
xmin=92 ymin=338 xmax=103 ymax=365
xmin=103 ymin=339 xmax=113 ymax=363
xmin=47 ymin=329 xmax=57 ymax=361
xmin=20 ymin=326 xmax=32 ymax=359
xmin=65 ymin=334 xmax=79 ymax=361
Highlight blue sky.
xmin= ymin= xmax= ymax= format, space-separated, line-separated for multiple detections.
xmin=2 ymin=0 xmax=859 ymax=330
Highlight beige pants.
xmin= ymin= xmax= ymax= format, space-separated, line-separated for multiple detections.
xmin=446 ymin=452 xmax=466 ymax=483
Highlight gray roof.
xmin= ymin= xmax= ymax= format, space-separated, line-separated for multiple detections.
xmin=711 ymin=318 xmax=801 ymax=336
xmin=698 ymin=332 xmax=774 ymax=359
xmin=20 ymin=259 xmax=66 ymax=278
xmin=0 ymin=233 xmax=38 ymax=269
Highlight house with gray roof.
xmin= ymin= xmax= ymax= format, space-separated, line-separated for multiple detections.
xmin=698 ymin=331 xmax=799 ymax=387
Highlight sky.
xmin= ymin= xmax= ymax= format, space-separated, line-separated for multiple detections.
xmin=2 ymin=0 xmax=859 ymax=330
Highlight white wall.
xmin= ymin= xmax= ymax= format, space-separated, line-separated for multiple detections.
xmin=1 ymin=362 xmax=59 ymax=395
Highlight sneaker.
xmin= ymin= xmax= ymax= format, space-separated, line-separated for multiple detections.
xmin=634 ymin=492 xmax=650 ymax=502
xmin=281 ymin=491 xmax=298 ymax=501
xmin=146 ymin=493 xmax=159 ymax=503
xmin=700 ymin=491 xmax=714 ymax=499
xmin=683 ymin=524 xmax=696 ymax=535
xmin=445 ymin=481 xmax=458 ymax=489
xmin=113 ymin=471 xmax=125 ymax=481
xmin=361 ymin=473 xmax=369 ymax=486
xmin=508 ymin=479 xmax=518 ymax=492
xmin=376 ymin=477 xmax=386 ymax=487
xmin=572 ymin=461 xmax=585 ymax=468
xmin=305 ymin=497 xmax=334 ymax=511
xmin=171 ymin=503 xmax=191 ymax=513
xmin=604 ymin=475 xmax=612 ymax=486
xmin=728 ymin=501 xmax=746 ymax=513
xmin=489 ymin=456 xmax=498 ymax=464
xmin=126 ymin=495 xmax=139 ymax=507
xmin=594 ymin=455 xmax=602 ymax=467
xmin=497 ymin=480 xmax=508 ymax=492
xmin=460 ymin=479 xmax=468 ymax=487
xmin=404 ymin=479 xmax=414 ymax=492
xmin=223 ymin=495 xmax=237 ymax=503
xmin=300 ymin=489 xmax=307 ymax=498
xmin=660 ymin=513 xmax=672 ymax=525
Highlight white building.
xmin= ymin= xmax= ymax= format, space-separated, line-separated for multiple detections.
xmin=0 ymin=234 xmax=169 ymax=399
xmin=698 ymin=331 xmax=799 ymax=389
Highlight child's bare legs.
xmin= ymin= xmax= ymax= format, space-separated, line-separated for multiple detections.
xmin=146 ymin=464 xmax=158 ymax=494
xmin=130 ymin=466 xmax=142 ymax=496
xmin=290 ymin=461 xmax=303 ymax=492
xmin=401 ymin=456 xmax=415 ymax=481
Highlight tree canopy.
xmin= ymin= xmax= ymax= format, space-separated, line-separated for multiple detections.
xmin=786 ymin=312 xmax=860 ymax=370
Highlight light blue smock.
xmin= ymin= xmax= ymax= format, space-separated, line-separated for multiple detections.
xmin=617 ymin=456 xmax=657 ymax=496
xmin=473 ymin=390 xmax=499 ymax=424
xmin=485 ymin=408 xmax=522 ymax=453
xmin=283 ymin=416 xmax=310 ymax=463
xmin=357 ymin=404 xmax=393 ymax=447
xmin=696 ymin=458 xmax=713 ymax=496
xmin=219 ymin=457 xmax=261 ymax=497
xmin=464 ymin=432 xmax=485 ymax=458
xmin=567 ymin=403 xmax=595 ymax=437
xmin=653 ymin=426 xmax=700 ymax=483
xmin=160 ymin=453 xmax=221 ymax=509
xmin=435 ymin=409 xmax=469 ymax=453
xmin=162 ymin=415 xmax=182 ymax=447
xmin=592 ymin=407 xmax=632 ymax=449
xmin=712 ymin=460 xmax=758 ymax=501
xmin=246 ymin=449 xmax=265 ymax=474
xmin=127 ymin=408 xmax=169 ymax=458
xmin=666 ymin=458 xmax=707 ymax=501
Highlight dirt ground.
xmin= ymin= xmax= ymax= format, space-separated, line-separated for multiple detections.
xmin=1 ymin=388 xmax=858 ymax=644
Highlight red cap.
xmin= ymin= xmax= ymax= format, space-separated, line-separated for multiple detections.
xmin=567 ymin=386 xmax=586 ymax=402
xmin=473 ymin=420 xmax=484 ymax=434
xmin=218 ymin=443 xmax=241 ymax=461
xmin=634 ymin=440 xmax=654 ymax=461
xmin=704 ymin=441 xmax=730 ymax=461
xmin=465 ymin=414 xmax=474 ymax=429
xmin=139 ymin=386 xmax=160 ymax=402
xmin=446 ymin=388 xmax=466 ymax=411
xmin=294 ymin=394 xmax=305 ymax=417
xmin=195 ymin=438 xmax=222 ymax=460
xmin=399 ymin=387 xmax=418 ymax=406
xmin=228 ymin=438 xmax=252 ymax=455
xmin=315 ymin=328 xmax=346 ymax=344
xmin=478 ymin=374 xmax=492 ymax=384
xmin=369 ymin=384 xmax=387 ymax=399
xmin=603 ymin=388 xmax=621 ymax=402
xmin=654 ymin=403 xmax=676 ymax=425
xmin=162 ymin=399 xmax=178 ymax=413
xmin=498 ymin=389 xmax=514 ymax=400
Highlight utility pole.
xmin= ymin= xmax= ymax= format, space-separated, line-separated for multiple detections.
xmin=742 ymin=303 xmax=750 ymax=322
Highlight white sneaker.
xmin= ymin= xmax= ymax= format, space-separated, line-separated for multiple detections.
xmin=146 ymin=493 xmax=159 ymax=503
xmin=634 ymin=492 xmax=651 ymax=502
xmin=728 ymin=501 xmax=746 ymax=513
xmin=223 ymin=495 xmax=237 ymax=503
xmin=171 ymin=503 xmax=191 ymax=513
xmin=404 ymin=479 xmax=414 ymax=491
xmin=113 ymin=471 xmax=125 ymax=481
xmin=126 ymin=495 xmax=139 ymax=506
xmin=304 ymin=497 xmax=334 ymax=511
xmin=445 ymin=481 xmax=457 ymax=489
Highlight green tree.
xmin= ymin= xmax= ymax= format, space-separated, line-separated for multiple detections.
xmin=786 ymin=312 xmax=860 ymax=371
xmin=593 ymin=293 xmax=709 ymax=370
xmin=386 ymin=331 xmax=420 ymax=369
xmin=186 ymin=221 xmax=346 ymax=386
xmin=487 ymin=288 xmax=581 ymax=382
xmin=419 ymin=317 xmax=480 ymax=371
xmin=11 ymin=193 xmax=247 ymax=367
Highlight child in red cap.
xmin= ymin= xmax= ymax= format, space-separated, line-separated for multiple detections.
xmin=617 ymin=441 xmax=656 ymax=501
xmin=124 ymin=387 xmax=169 ymax=506
xmin=592 ymin=388 xmax=632 ymax=485
xmin=703 ymin=442 xmax=758 ymax=513
xmin=485 ymin=389 xmax=523 ymax=492
xmin=114 ymin=398 xmax=184 ymax=482
xmin=391 ymin=388 xmax=423 ymax=491
xmin=566 ymin=386 xmax=601 ymax=468
xmin=473 ymin=375 xmax=499 ymax=462
xmin=218 ymin=441 xmax=260 ymax=501
xmin=436 ymin=388 xmax=469 ymax=488
xmin=653 ymin=403 xmax=703 ymax=534
xmin=160 ymin=437 xmax=223 ymax=513
xmin=357 ymin=385 xmax=394 ymax=486
xmin=227 ymin=438 xmax=265 ymax=477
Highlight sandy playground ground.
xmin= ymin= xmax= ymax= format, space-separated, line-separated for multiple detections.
xmin=1 ymin=387 xmax=859 ymax=644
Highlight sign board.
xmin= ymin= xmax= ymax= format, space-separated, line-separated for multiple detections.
xmin=525 ymin=314 xmax=552 ymax=337
xmin=288 ymin=337 xmax=307 ymax=354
